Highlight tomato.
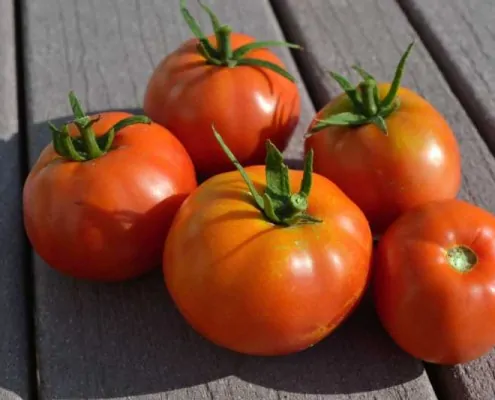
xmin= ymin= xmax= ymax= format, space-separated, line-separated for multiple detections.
xmin=143 ymin=1 xmax=300 ymax=178
xmin=163 ymin=130 xmax=372 ymax=355
xmin=23 ymin=92 xmax=197 ymax=281
xmin=373 ymin=199 xmax=495 ymax=365
xmin=304 ymin=43 xmax=461 ymax=235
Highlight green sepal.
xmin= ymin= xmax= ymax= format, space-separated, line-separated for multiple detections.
xmin=233 ymin=41 xmax=301 ymax=59
xmin=311 ymin=112 xmax=369 ymax=133
xmin=198 ymin=0 xmax=221 ymax=31
xmin=264 ymin=140 xmax=291 ymax=207
xmin=309 ymin=41 xmax=415 ymax=136
xmin=352 ymin=65 xmax=375 ymax=82
xmin=371 ymin=116 xmax=388 ymax=135
xmin=212 ymin=126 xmax=265 ymax=210
xmin=50 ymin=91 xmax=152 ymax=162
xmin=328 ymin=71 xmax=363 ymax=113
xmin=236 ymin=58 xmax=297 ymax=82
xmin=213 ymin=127 xmax=322 ymax=226
xmin=98 ymin=128 xmax=115 ymax=152
xmin=179 ymin=0 xmax=300 ymax=82
xmin=180 ymin=0 xmax=219 ymax=58
xmin=381 ymin=41 xmax=415 ymax=109
xmin=299 ymin=149 xmax=313 ymax=198
xmin=69 ymin=91 xmax=86 ymax=119
xmin=262 ymin=193 xmax=281 ymax=223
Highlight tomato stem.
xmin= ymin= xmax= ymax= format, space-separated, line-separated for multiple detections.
xmin=360 ymin=80 xmax=378 ymax=117
xmin=307 ymin=41 xmax=415 ymax=136
xmin=213 ymin=126 xmax=321 ymax=226
xmin=179 ymin=0 xmax=301 ymax=82
xmin=49 ymin=91 xmax=151 ymax=162
xmin=216 ymin=25 xmax=234 ymax=65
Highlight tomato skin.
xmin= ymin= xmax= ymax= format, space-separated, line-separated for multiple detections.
xmin=163 ymin=166 xmax=372 ymax=355
xmin=143 ymin=33 xmax=301 ymax=178
xmin=23 ymin=112 xmax=197 ymax=281
xmin=304 ymin=84 xmax=461 ymax=235
xmin=373 ymin=199 xmax=495 ymax=364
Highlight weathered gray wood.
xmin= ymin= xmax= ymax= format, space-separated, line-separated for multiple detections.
xmin=271 ymin=0 xmax=495 ymax=399
xmin=394 ymin=1 xmax=495 ymax=399
xmin=24 ymin=0 xmax=437 ymax=399
xmin=397 ymin=0 xmax=495 ymax=153
xmin=0 ymin=0 xmax=32 ymax=399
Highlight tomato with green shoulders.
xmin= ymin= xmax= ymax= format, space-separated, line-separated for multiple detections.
xmin=304 ymin=43 xmax=461 ymax=235
xmin=144 ymin=0 xmax=301 ymax=178
xmin=163 ymin=128 xmax=373 ymax=355
xmin=23 ymin=92 xmax=197 ymax=281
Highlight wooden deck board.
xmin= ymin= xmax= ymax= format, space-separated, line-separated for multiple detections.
xmin=393 ymin=1 xmax=495 ymax=399
xmin=23 ymin=0 xmax=438 ymax=399
xmin=0 ymin=0 xmax=32 ymax=399
xmin=398 ymin=0 xmax=495 ymax=153
xmin=270 ymin=0 xmax=495 ymax=400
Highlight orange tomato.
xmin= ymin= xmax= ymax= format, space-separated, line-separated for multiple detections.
xmin=163 ymin=131 xmax=372 ymax=355
xmin=144 ymin=1 xmax=300 ymax=178
xmin=304 ymin=44 xmax=461 ymax=234
xmin=23 ymin=92 xmax=197 ymax=281
xmin=374 ymin=199 xmax=495 ymax=364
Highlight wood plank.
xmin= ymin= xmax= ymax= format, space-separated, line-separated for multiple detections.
xmin=270 ymin=0 xmax=495 ymax=399
xmin=0 ymin=0 xmax=33 ymax=399
xmin=397 ymin=0 xmax=495 ymax=153
xmin=24 ymin=0 xmax=436 ymax=399
xmin=390 ymin=1 xmax=495 ymax=399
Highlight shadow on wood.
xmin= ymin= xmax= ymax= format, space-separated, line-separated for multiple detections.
xmin=0 ymin=134 xmax=32 ymax=400
xmin=31 ymin=112 xmax=425 ymax=399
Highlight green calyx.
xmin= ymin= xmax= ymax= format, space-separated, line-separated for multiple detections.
xmin=213 ymin=127 xmax=321 ymax=226
xmin=309 ymin=41 xmax=415 ymax=136
xmin=180 ymin=0 xmax=301 ymax=82
xmin=49 ymin=91 xmax=151 ymax=162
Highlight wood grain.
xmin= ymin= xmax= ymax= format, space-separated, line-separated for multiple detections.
xmin=24 ymin=0 xmax=437 ymax=399
xmin=0 ymin=0 xmax=32 ymax=399
xmin=398 ymin=0 xmax=495 ymax=153
xmin=271 ymin=0 xmax=495 ymax=399
xmin=394 ymin=1 xmax=495 ymax=399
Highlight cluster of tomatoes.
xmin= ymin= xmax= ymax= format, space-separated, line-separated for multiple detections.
xmin=23 ymin=0 xmax=495 ymax=366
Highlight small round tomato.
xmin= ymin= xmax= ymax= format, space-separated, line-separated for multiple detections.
xmin=23 ymin=92 xmax=197 ymax=281
xmin=163 ymin=130 xmax=372 ymax=356
xmin=373 ymin=199 xmax=495 ymax=365
xmin=143 ymin=1 xmax=300 ymax=178
xmin=304 ymin=43 xmax=461 ymax=235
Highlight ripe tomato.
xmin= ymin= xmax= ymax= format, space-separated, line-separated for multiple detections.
xmin=143 ymin=1 xmax=300 ymax=178
xmin=163 ymin=130 xmax=372 ymax=355
xmin=373 ymin=199 xmax=495 ymax=364
xmin=304 ymin=43 xmax=461 ymax=235
xmin=23 ymin=92 xmax=197 ymax=281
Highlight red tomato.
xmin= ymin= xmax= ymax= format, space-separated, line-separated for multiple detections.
xmin=163 ymin=131 xmax=372 ymax=355
xmin=143 ymin=1 xmax=300 ymax=177
xmin=23 ymin=92 xmax=197 ymax=281
xmin=304 ymin=44 xmax=461 ymax=234
xmin=374 ymin=199 xmax=495 ymax=364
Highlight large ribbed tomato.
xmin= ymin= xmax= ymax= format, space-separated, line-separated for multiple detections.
xmin=23 ymin=92 xmax=197 ymax=281
xmin=304 ymin=44 xmax=461 ymax=235
xmin=163 ymin=131 xmax=372 ymax=355
xmin=144 ymin=1 xmax=300 ymax=178
xmin=374 ymin=199 xmax=495 ymax=365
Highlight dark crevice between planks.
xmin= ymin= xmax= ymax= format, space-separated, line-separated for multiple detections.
xmin=423 ymin=364 xmax=450 ymax=400
xmin=267 ymin=2 xmax=451 ymax=400
xmin=13 ymin=0 xmax=39 ymax=399
xmin=396 ymin=0 xmax=495 ymax=156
